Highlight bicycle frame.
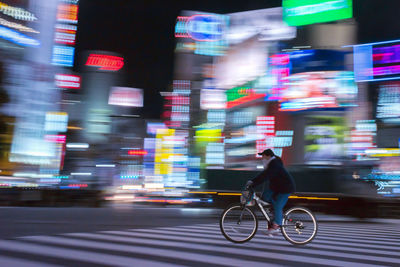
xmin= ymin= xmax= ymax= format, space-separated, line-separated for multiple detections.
xmin=240 ymin=192 xmax=272 ymax=223
xmin=253 ymin=193 xmax=272 ymax=222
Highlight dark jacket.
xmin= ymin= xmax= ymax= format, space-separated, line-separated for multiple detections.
xmin=252 ymin=157 xmax=296 ymax=194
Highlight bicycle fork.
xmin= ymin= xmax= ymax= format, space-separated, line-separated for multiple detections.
xmin=237 ymin=206 xmax=246 ymax=225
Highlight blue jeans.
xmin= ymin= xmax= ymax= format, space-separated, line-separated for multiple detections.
xmin=262 ymin=189 xmax=290 ymax=226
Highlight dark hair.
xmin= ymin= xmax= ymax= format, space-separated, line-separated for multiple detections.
xmin=258 ymin=149 xmax=275 ymax=157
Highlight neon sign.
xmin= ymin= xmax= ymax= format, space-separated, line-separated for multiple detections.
xmin=55 ymin=74 xmax=80 ymax=89
xmin=57 ymin=4 xmax=78 ymax=24
xmin=128 ymin=150 xmax=148 ymax=156
xmin=52 ymin=46 xmax=74 ymax=67
xmin=283 ymin=0 xmax=353 ymax=26
xmin=85 ymin=54 xmax=124 ymax=71
xmin=175 ymin=14 xmax=225 ymax=42
xmin=353 ymin=40 xmax=400 ymax=82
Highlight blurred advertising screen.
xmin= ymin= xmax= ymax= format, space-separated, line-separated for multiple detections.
xmin=283 ymin=0 xmax=353 ymax=26
xmin=279 ymin=71 xmax=357 ymax=111
xmin=214 ymin=37 xmax=267 ymax=89
xmin=354 ymin=40 xmax=400 ymax=82
xmin=108 ymin=87 xmax=143 ymax=107
xmin=289 ymin=49 xmax=347 ymax=74
xmin=376 ymin=82 xmax=400 ymax=124
xmin=227 ymin=7 xmax=296 ymax=44
xmin=304 ymin=116 xmax=347 ymax=164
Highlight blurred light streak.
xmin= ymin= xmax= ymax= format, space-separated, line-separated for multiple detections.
xmin=0 ymin=25 xmax=40 ymax=47
xmin=289 ymin=196 xmax=339 ymax=200
xmin=0 ymin=17 xmax=39 ymax=33
xmin=218 ymin=193 xmax=242 ymax=196
xmin=144 ymin=183 xmax=164 ymax=189
xmin=121 ymin=185 xmax=142 ymax=190
xmin=67 ymin=126 xmax=83 ymax=130
xmin=187 ymin=191 xmax=217 ymax=194
xmin=70 ymin=172 xmax=92 ymax=176
xmin=66 ymin=143 xmax=89 ymax=149
xmin=96 ymin=164 xmax=115 ymax=167
xmin=128 ymin=150 xmax=148 ymax=156
xmin=365 ymin=148 xmax=400 ymax=157
xmin=0 ymin=2 xmax=37 ymax=21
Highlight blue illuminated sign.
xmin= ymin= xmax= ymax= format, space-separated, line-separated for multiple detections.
xmin=187 ymin=15 xmax=224 ymax=42
xmin=52 ymin=46 xmax=74 ymax=67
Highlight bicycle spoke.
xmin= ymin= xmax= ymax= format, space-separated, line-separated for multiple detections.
xmin=220 ymin=205 xmax=257 ymax=243
xmin=281 ymin=207 xmax=318 ymax=245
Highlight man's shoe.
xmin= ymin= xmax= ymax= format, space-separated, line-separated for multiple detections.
xmin=267 ymin=223 xmax=280 ymax=236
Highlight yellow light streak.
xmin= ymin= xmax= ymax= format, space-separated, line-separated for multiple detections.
xmin=188 ymin=191 xmax=218 ymax=194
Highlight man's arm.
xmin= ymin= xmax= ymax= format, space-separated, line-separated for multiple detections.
xmin=251 ymin=168 xmax=269 ymax=187
xmin=250 ymin=160 xmax=279 ymax=187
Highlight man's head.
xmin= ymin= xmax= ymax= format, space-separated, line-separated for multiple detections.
xmin=258 ymin=149 xmax=275 ymax=161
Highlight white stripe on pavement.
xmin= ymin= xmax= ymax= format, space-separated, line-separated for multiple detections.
xmin=0 ymin=255 xmax=61 ymax=267
xmin=0 ymin=240 xmax=178 ymax=267
xmin=19 ymin=235 xmax=278 ymax=267
xmin=1 ymin=222 xmax=399 ymax=267
xmin=106 ymin=229 xmax=400 ymax=258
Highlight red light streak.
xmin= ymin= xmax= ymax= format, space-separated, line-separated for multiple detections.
xmin=128 ymin=150 xmax=148 ymax=156
xmin=85 ymin=54 xmax=124 ymax=71
xmin=68 ymin=184 xmax=88 ymax=188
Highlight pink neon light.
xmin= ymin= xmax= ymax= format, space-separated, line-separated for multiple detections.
xmin=175 ymin=16 xmax=190 ymax=38
xmin=45 ymin=134 xmax=67 ymax=144
xmin=270 ymin=54 xmax=290 ymax=65
xmin=373 ymin=65 xmax=400 ymax=76
xmin=55 ymin=74 xmax=80 ymax=89
xmin=85 ymin=54 xmax=124 ymax=71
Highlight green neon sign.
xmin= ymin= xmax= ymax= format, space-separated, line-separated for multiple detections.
xmin=283 ymin=0 xmax=353 ymax=26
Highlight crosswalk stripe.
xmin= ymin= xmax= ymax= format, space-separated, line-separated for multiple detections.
xmin=18 ymin=235 xmax=280 ymax=267
xmin=1 ymin=222 xmax=399 ymax=267
xmin=140 ymin=225 xmax=400 ymax=252
xmin=103 ymin=229 xmax=400 ymax=258
xmin=0 ymin=255 xmax=61 ymax=267
xmin=0 ymin=240 xmax=177 ymax=267
xmin=172 ymin=223 xmax=400 ymax=244
xmin=20 ymin=233 xmax=383 ymax=267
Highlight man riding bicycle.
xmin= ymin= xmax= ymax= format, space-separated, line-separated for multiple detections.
xmin=246 ymin=149 xmax=296 ymax=234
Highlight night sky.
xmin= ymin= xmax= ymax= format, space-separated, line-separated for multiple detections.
xmin=75 ymin=0 xmax=400 ymax=119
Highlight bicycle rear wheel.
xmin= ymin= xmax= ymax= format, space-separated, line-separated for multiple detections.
xmin=281 ymin=206 xmax=318 ymax=245
xmin=220 ymin=204 xmax=258 ymax=243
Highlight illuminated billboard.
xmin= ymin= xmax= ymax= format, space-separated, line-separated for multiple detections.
xmin=279 ymin=71 xmax=357 ymax=111
xmin=214 ymin=37 xmax=267 ymax=89
xmin=108 ymin=87 xmax=143 ymax=107
xmin=377 ymin=82 xmax=400 ymax=124
xmin=304 ymin=116 xmax=347 ymax=164
xmin=227 ymin=7 xmax=296 ymax=44
xmin=283 ymin=0 xmax=353 ymax=26
xmin=353 ymin=40 xmax=400 ymax=82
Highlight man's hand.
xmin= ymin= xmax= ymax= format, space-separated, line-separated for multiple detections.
xmin=245 ymin=180 xmax=253 ymax=189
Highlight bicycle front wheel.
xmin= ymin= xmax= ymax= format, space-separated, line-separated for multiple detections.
xmin=220 ymin=204 xmax=258 ymax=243
xmin=281 ymin=206 xmax=318 ymax=245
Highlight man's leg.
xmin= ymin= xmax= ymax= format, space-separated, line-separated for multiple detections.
xmin=262 ymin=189 xmax=274 ymax=204
xmin=273 ymin=193 xmax=290 ymax=226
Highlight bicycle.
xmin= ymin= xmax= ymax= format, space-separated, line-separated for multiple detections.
xmin=219 ymin=187 xmax=318 ymax=245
